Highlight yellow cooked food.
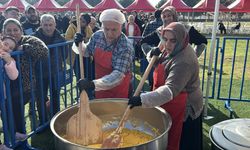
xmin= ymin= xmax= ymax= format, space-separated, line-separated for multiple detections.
xmin=65 ymin=128 xmax=153 ymax=148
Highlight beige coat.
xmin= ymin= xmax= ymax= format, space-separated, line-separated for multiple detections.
xmin=65 ymin=22 xmax=93 ymax=65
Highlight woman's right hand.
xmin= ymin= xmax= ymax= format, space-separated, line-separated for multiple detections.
xmin=128 ymin=96 xmax=142 ymax=109
xmin=150 ymin=47 xmax=161 ymax=57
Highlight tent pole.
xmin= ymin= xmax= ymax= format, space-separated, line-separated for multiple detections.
xmin=203 ymin=0 xmax=220 ymax=119
xmin=192 ymin=10 xmax=194 ymax=24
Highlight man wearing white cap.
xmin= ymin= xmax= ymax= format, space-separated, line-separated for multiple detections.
xmin=75 ymin=9 xmax=133 ymax=99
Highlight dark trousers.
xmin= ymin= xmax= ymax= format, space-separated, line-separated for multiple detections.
xmin=36 ymin=73 xmax=60 ymax=123
xmin=220 ymin=28 xmax=226 ymax=34
xmin=9 ymin=87 xmax=30 ymax=133
xmin=180 ymin=114 xmax=203 ymax=150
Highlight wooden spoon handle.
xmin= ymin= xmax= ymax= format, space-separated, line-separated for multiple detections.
xmin=116 ymin=56 xmax=158 ymax=133
xmin=133 ymin=56 xmax=157 ymax=96
xmin=76 ymin=5 xmax=84 ymax=79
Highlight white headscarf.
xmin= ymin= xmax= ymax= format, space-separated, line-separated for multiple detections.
xmin=99 ymin=8 xmax=125 ymax=24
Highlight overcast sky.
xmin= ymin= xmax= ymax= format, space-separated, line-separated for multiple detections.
xmin=148 ymin=0 xmax=161 ymax=6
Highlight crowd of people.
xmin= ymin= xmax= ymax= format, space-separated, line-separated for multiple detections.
xmin=0 ymin=4 xmax=208 ymax=150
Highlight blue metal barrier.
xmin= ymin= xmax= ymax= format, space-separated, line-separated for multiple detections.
xmin=0 ymin=41 xmax=77 ymax=149
xmin=0 ymin=50 xmax=32 ymax=149
xmin=1 ymin=36 xmax=249 ymax=149
xmin=217 ymin=37 xmax=250 ymax=117
xmin=200 ymin=37 xmax=220 ymax=99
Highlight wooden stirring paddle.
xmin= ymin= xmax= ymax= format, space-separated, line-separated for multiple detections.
xmin=101 ymin=56 xmax=158 ymax=148
xmin=66 ymin=91 xmax=103 ymax=145
xmin=65 ymin=5 xmax=103 ymax=145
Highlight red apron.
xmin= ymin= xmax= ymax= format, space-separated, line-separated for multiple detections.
xmin=153 ymin=64 xmax=187 ymax=150
xmin=94 ymin=47 xmax=131 ymax=99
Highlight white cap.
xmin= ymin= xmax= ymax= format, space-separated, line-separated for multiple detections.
xmin=99 ymin=9 xmax=125 ymax=24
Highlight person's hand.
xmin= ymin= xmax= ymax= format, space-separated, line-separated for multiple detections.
xmin=0 ymin=40 xmax=3 ymax=50
xmin=128 ymin=96 xmax=142 ymax=109
xmin=0 ymin=41 xmax=10 ymax=52
xmin=0 ymin=52 xmax=13 ymax=65
xmin=74 ymin=33 xmax=84 ymax=47
xmin=150 ymin=47 xmax=161 ymax=58
xmin=77 ymin=78 xmax=95 ymax=92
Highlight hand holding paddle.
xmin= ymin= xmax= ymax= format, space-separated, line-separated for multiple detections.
xmin=66 ymin=4 xmax=103 ymax=146
xmin=101 ymin=56 xmax=158 ymax=148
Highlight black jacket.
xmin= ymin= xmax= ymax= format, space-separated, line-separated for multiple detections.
xmin=33 ymin=28 xmax=67 ymax=74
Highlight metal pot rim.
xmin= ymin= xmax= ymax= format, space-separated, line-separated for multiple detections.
xmin=50 ymin=99 xmax=172 ymax=149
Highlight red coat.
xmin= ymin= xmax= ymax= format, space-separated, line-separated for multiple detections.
xmin=125 ymin=22 xmax=141 ymax=37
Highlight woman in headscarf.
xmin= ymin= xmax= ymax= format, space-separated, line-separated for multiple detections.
xmin=141 ymin=6 xmax=207 ymax=58
xmin=140 ymin=6 xmax=207 ymax=91
xmin=128 ymin=22 xmax=203 ymax=150
xmin=2 ymin=18 xmax=48 ymax=135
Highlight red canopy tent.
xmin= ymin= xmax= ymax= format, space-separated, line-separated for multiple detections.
xmin=63 ymin=0 xmax=92 ymax=11
xmin=34 ymin=0 xmax=64 ymax=12
xmin=93 ymin=0 xmax=124 ymax=11
xmin=160 ymin=0 xmax=193 ymax=12
xmin=228 ymin=0 xmax=250 ymax=12
xmin=0 ymin=4 xmax=4 ymax=11
xmin=125 ymin=0 xmax=155 ymax=12
xmin=193 ymin=0 xmax=229 ymax=12
xmin=0 ymin=0 xmax=28 ymax=11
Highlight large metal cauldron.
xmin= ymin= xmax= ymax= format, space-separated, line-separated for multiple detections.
xmin=50 ymin=98 xmax=172 ymax=150
xmin=209 ymin=118 xmax=250 ymax=150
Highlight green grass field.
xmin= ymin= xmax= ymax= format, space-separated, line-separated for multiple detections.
xmin=5 ymin=35 xmax=250 ymax=150
xmin=199 ymin=36 xmax=250 ymax=149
